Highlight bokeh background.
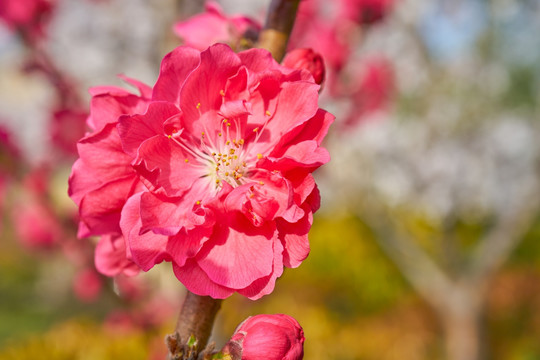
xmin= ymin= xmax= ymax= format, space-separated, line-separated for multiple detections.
xmin=0 ymin=0 xmax=539 ymax=359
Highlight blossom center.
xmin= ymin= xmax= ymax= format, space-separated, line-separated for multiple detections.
xmin=208 ymin=138 xmax=249 ymax=188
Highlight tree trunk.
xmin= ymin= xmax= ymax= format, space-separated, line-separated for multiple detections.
xmin=439 ymin=287 xmax=487 ymax=360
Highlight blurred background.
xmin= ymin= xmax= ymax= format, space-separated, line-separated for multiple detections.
xmin=0 ymin=0 xmax=539 ymax=359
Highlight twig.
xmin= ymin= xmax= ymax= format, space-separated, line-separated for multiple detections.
xmin=166 ymin=291 xmax=222 ymax=360
xmin=257 ymin=0 xmax=301 ymax=62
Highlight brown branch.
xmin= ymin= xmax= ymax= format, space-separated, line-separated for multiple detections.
xmin=257 ymin=0 xmax=301 ymax=62
xmin=166 ymin=291 xmax=222 ymax=360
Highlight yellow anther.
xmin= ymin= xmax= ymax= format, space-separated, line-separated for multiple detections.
xmin=220 ymin=89 xmax=225 ymax=96
xmin=216 ymin=179 xmax=220 ymax=184
xmin=226 ymin=140 xmax=230 ymax=145
xmin=229 ymin=149 xmax=235 ymax=154
xmin=239 ymin=139 xmax=245 ymax=145
xmin=196 ymin=200 xmax=201 ymax=205
xmin=201 ymin=132 xmax=205 ymax=137
xmin=212 ymin=152 xmax=216 ymax=156
xmin=265 ymin=110 xmax=271 ymax=116
xmin=233 ymin=155 xmax=238 ymax=159
xmin=167 ymin=135 xmax=172 ymax=139
xmin=218 ymin=132 xmax=222 ymax=137
xmin=196 ymin=103 xmax=201 ymax=109
xmin=226 ymin=122 xmax=231 ymax=127
xmin=253 ymin=127 xmax=259 ymax=132
xmin=225 ymin=172 xmax=229 ymax=176
xmin=257 ymin=153 xmax=263 ymax=159
xmin=184 ymin=159 xmax=189 ymax=163
xmin=259 ymin=181 xmax=264 ymax=185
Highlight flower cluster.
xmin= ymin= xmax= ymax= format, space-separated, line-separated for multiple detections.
xmin=69 ymin=44 xmax=333 ymax=300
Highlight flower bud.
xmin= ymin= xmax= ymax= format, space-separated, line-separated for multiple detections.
xmin=282 ymin=48 xmax=325 ymax=86
xmin=222 ymin=314 xmax=304 ymax=360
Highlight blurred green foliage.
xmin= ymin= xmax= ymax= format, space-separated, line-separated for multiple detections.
xmin=1 ymin=214 xmax=540 ymax=359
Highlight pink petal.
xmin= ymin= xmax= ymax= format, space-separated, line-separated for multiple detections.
xmin=225 ymin=171 xmax=293 ymax=223
xmin=77 ymin=220 xmax=91 ymax=239
xmin=172 ymin=7 xmax=229 ymax=51
xmin=88 ymin=89 xmax=150 ymax=132
xmin=197 ymin=213 xmax=276 ymax=289
xmin=139 ymin=188 xmax=214 ymax=235
xmin=95 ymin=234 xmax=140 ymax=277
xmin=78 ymin=175 xmax=139 ymax=235
xmin=121 ymin=193 xmax=170 ymax=271
xmin=224 ymin=65 xmax=249 ymax=100
xmin=117 ymin=101 xmax=180 ymax=156
xmin=219 ymin=99 xmax=252 ymax=120
xmin=133 ymin=135 xmax=205 ymax=197
xmin=69 ymin=123 xmax=134 ymax=204
xmin=277 ymin=208 xmax=312 ymax=268
xmin=264 ymin=140 xmax=330 ymax=172
xmin=288 ymin=173 xmax=316 ymax=206
xmin=166 ymin=226 xmax=213 ymax=268
xmin=117 ymin=74 xmax=153 ymax=99
xmin=173 ymin=259 xmax=235 ymax=299
xmin=238 ymin=47 xmax=279 ymax=73
xmin=272 ymin=109 xmax=334 ymax=155
xmin=237 ymin=239 xmax=284 ymax=300
xmin=180 ymin=44 xmax=242 ymax=134
xmin=247 ymin=81 xmax=320 ymax=156
xmin=152 ymin=46 xmax=201 ymax=104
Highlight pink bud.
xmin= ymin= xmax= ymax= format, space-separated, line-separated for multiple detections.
xmin=282 ymin=48 xmax=326 ymax=86
xmin=223 ymin=314 xmax=304 ymax=360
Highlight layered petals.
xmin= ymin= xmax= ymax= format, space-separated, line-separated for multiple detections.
xmin=70 ymin=43 xmax=333 ymax=300
xmin=69 ymin=123 xmax=139 ymax=236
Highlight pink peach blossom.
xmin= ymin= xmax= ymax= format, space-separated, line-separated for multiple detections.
xmin=70 ymin=44 xmax=333 ymax=300
xmin=173 ymin=1 xmax=261 ymax=51
xmin=223 ymin=314 xmax=304 ymax=360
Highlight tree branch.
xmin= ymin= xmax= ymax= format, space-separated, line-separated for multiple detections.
xmin=257 ymin=0 xmax=301 ymax=62
xmin=166 ymin=291 xmax=222 ymax=360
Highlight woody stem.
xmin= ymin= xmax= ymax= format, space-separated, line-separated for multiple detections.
xmin=166 ymin=291 xmax=222 ymax=359
xmin=257 ymin=0 xmax=301 ymax=62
